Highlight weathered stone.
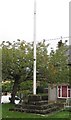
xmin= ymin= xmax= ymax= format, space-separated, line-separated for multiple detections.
xmin=11 ymin=94 xmax=62 ymax=114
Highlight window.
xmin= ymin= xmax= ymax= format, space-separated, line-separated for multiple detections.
xmin=58 ymin=86 xmax=61 ymax=97
xmin=57 ymin=85 xmax=71 ymax=98
xmin=68 ymin=86 xmax=71 ymax=97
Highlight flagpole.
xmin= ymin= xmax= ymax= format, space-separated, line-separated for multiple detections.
xmin=33 ymin=0 xmax=36 ymax=95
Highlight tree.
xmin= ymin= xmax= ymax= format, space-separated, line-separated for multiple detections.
xmin=2 ymin=40 xmax=33 ymax=103
xmin=2 ymin=39 xmax=49 ymax=102
xmin=48 ymin=40 xmax=69 ymax=84
xmin=36 ymin=40 xmax=49 ymax=87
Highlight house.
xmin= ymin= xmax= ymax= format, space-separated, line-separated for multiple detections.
xmin=48 ymin=83 xmax=71 ymax=102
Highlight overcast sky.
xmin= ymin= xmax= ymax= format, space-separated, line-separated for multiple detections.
xmin=0 ymin=0 xmax=70 ymax=50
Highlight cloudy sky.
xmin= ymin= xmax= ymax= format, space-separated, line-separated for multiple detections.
xmin=0 ymin=0 xmax=70 ymax=49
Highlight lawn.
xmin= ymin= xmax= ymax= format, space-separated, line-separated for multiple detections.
xmin=1 ymin=103 xmax=71 ymax=119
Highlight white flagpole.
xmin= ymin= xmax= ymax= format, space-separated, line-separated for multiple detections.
xmin=33 ymin=0 xmax=36 ymax=95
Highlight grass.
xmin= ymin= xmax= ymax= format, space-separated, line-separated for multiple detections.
xmin=2 ymin=103 xmax=43 ymax=119
xmin=1 ymin=103 xmax=71 ymax=119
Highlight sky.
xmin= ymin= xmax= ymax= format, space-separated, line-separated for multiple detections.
xmin=0 ymin=0 xmax=70 ymax=50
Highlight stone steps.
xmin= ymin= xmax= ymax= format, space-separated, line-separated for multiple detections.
xmin=10 ymin=105 xmax=59 ymax=114
xmin=10 ymin=95 xmax=61 ymax=114
xmin=22 ymin=103 xmax=56 ymax=110
xmin=27 ymin=100 xmax=48 ymax=105
xmin=14 ymin=102 xmax=60 ymax=114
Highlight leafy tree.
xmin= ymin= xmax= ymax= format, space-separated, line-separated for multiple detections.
xmin=2 ymin=39 xmax=49 ymax=103
xmin=36 ymin=40 xmax=49 ymax=86
xmin=2 ymin=40 xmax=33 ymax=103
xmin=48 ymin=40 xmax=69 ymax=84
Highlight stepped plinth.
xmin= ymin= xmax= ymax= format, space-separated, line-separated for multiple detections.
xmin=9 ymin=94 xmax=61 ymax=114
